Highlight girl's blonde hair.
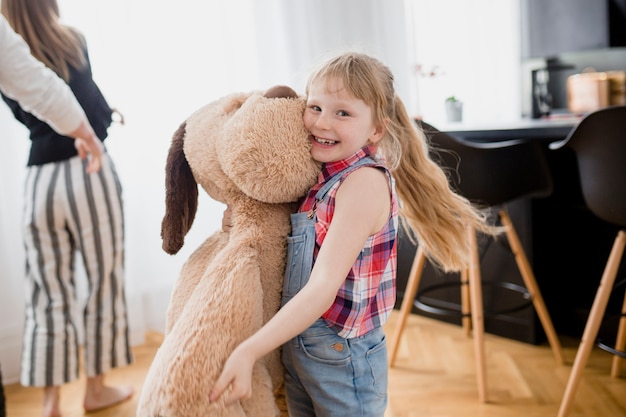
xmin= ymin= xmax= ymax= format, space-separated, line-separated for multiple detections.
xmin=306 ymin=52 xmax=497 ymax=272
xmin=1 ymin=0 xmax=85 ymax=82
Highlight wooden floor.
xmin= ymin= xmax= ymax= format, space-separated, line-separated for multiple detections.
xmin=4 ymin=311 xmax=626 ymax=417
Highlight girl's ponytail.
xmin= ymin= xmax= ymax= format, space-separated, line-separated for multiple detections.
xmin=384 ymin=96 xmax=497 ymax=272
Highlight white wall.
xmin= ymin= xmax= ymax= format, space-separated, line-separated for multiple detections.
xmin=0 ymin=104 xmax=30 ymax=384
xmin=406 ymin=0 xmax=522 ymax=124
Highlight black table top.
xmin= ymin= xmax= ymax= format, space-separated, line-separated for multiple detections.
xmin=434 ymin=116 xmax=581 ymax=143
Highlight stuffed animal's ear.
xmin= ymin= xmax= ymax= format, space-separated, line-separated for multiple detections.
xmin=161 ymin=122 xmax=199 ymax=255
xmin=264 ymin=85 xmax=298 ymax=99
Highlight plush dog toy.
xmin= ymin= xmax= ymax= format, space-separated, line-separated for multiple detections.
xmin=136 ymin=86 xmax=320 ymax=417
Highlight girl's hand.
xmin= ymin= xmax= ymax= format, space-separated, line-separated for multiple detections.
xmin=209 ymin=344 xmax=255 ymax=405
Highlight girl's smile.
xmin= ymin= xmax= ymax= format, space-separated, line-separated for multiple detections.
xmin=312 ymin=135 xmax=337 ymax=146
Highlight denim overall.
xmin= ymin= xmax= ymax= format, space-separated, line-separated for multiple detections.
xmin=281 ymin=157 xmax=388 ymax=417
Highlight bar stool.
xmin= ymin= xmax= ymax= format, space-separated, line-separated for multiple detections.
xmin=549 ymin=105 xmax=626 ymax=417
xmin=388 ymin=121 xmax=565 ymax=403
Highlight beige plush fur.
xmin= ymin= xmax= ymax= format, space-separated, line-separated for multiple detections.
xmin=136 ymin=86 xmax=320 ymax=417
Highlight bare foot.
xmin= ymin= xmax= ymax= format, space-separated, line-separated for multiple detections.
xmin=42 ymin=386 xmax=61 ymax=417
xmin=42 ymin=404 xmax=61 ymax=417
xmin=84 ymin=375 xmax=134 ymax=413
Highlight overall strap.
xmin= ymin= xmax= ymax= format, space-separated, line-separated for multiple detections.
xmin=314 ymin=156 xmax=378 ymax=202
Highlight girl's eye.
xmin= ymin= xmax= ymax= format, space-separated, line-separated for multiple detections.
xmin=337 ymin=110 xmax=349 ymax=117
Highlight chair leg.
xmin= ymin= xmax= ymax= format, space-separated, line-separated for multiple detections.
xmin=461 ymin=268 xmax=472 ymax=336
xmin=611 ymin=286 xmax=626 ymax=378
xmin=499 ymin=209 xmax=565 ymax=366
xmin=557 ymin=230 xmax=626 ymax=417
xmin=388 ymin=245 xmax=427 ymax=366
xmin=389 ymin=229 xmax=489 ymax=402
xmin=467 ymin=227 xmax=488 ymax=403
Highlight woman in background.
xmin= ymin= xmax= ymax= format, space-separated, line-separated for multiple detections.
xmin=1 ymin=13 xmax=104 ymax=417
xmin=1 ymin=1 xmax=133 ymax=416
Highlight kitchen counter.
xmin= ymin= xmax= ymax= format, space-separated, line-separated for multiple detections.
xmin=434 ymin=115 xmax=581 ymax=142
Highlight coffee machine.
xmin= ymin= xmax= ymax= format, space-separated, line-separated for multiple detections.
xmin=530 ymin=58 xmax=577 ymax=118
xmin=531 ymin=68 xmax=552 ymax=118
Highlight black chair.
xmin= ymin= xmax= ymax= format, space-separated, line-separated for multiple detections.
xmin=549 ymin=105 xmax=626 ymax=417
xmin=388 ymin=121 xmax=564 ymax=403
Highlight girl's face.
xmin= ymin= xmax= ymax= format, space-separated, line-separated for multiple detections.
xmin=303 ymin=77 xmax=385 ymax=163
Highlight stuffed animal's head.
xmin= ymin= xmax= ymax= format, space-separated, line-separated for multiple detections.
xmin=161 ymin=85 xmax=321 ymax=254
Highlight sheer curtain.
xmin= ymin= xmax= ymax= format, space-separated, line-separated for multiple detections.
xmin=250 ymin=0 xmax=412 ymax=103
xmin=0 ymin=0 xmax=411 ymax=383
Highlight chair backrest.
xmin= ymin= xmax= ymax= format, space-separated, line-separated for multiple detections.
xmin=549 ymin=106 xmax=626 ymax=227
xmin=417 ymin=120 xmax=553 ymax=208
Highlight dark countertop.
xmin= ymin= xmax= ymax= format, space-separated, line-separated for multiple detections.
xmin=434 ymin=115 xmax=581 ymax=143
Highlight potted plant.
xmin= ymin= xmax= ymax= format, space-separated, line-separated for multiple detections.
xmin=445 ymin=96 xmax=463 ymax=122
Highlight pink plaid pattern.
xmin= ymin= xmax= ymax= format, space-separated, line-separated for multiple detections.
xmin=299 ymin=146 xmax=398 ymax=338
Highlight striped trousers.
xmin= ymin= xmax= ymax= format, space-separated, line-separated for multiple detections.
xmin=20 ymin=154 xmax=132 ymax=387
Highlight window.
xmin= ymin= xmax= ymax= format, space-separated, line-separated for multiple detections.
xmin=405 ymin=0 xmax=522 ymax=124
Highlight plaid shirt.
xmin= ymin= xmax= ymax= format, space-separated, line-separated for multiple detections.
xmin=299 ymin=146 xmax=398 ymax=338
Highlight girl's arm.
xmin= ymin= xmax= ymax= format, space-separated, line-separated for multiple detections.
xmin=209 ymin=166 xmax=391 ymax=404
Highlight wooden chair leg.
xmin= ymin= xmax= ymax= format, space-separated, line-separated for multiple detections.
xmin=388 ymin=228 xmax=491 ymax=403
xmin=499 ymin=209 xmax=565 ymax=365
xmin=467 ymin=227 xmax=488 ymax=403
xmin=557 ymin=230 xmax=626 ymax=417
xmin=388 ymin=245 xmax=427 ymax=366
xmin=461 ymin=268 xmax=471 ymax=336
xmin=611 ymin=286 xmax=626 ymax=378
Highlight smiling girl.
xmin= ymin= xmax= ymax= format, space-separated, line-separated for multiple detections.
xmin=210 ymin=52 xmax=494 ymax=416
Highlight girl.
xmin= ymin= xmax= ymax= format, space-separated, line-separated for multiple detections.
xmin=1 ymin=1 xmax=133 ymax=416
xmin=210 ymin=52 xmax=494 ymax=416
